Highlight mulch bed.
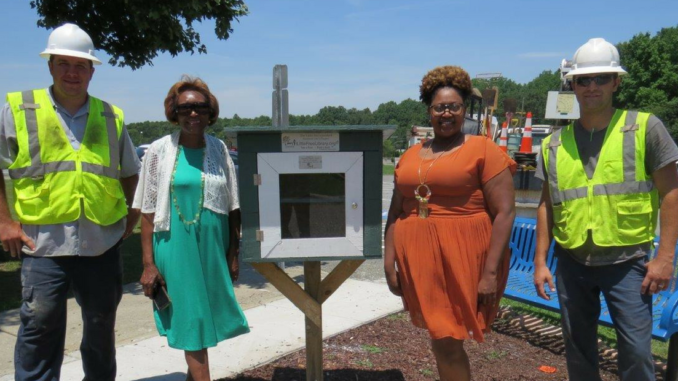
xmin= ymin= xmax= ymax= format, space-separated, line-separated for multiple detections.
xmin=217 ymin=307 xmax=652 ymax=381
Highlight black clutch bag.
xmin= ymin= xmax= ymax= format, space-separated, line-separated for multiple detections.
xmin=153 ymin=283 xmax=171 ymax=310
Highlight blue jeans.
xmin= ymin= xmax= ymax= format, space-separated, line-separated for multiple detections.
xmin=14 ymin=242 xmax=123 ymax=381
xmin=555 ymin=252 xmax=654 ymax=381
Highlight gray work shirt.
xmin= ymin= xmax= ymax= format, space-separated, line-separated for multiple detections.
xmin=0 ymin=87 xmax=141 ymax=257
xmin=535 ymin=112 xmax=678 ymax=266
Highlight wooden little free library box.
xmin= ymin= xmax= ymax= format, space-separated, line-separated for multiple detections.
xmin=226 ymin=125 xmax=396 ymax=263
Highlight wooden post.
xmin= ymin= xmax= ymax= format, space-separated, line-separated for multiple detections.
xmin=250 ymin=262 xmax=321 ymax=326
xmin=304 ymin=262 xmax=322 ymax=381
xmin=250 ymin=259 xmax=365 ymax=381
xmin=667 ymin=334 xmax=678 ymax=381
xmin=318 ymin=259 xmax=364 ymax=304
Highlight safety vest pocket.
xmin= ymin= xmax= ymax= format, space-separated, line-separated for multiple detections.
xmin=15 ymin=180 xmax=50 ymax=201
xmin=552 ymin=204 xmax=568 ymax=224
xmin=97 ymin=180 xmax=125 ymax=213
xmin=81 ymin=174 xmax=126 ymax=225
xmin=104 ymin=182 xmax=124 ymax=198
xmin=15 ymin=179 xmax=50 ymax=203
xmin=616 ymin=200 xmax=651 ymax=237
xmin=13 ymin=178 xmax=51 ymax=223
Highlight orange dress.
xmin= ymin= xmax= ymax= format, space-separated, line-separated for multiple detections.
xmin=393 ymin=136 xmax=516 ymax=342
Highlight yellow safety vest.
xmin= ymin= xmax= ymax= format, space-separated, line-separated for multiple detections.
xmin=6 ymin=89 xmax=128 ymax=226
xmin=541 ymin=109 xmax=658 ymax=249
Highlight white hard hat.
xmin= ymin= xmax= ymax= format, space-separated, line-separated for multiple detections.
xmin=40 ymin=23 xmax=102 ymax=65
xmin=565 ymin=38 xmax=627 ymax=78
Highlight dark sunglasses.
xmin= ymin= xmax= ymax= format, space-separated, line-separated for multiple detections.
xmin=175 ymin=102 xmax=211 ymax=116
xmin=430 ymin=102 xmax=464 ymax=115
xmin=574 ymin=74 xmax=614 ymax=87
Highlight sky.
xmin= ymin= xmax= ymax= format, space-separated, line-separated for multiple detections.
xmin=1 ymin=0 xmax=678 ymax=124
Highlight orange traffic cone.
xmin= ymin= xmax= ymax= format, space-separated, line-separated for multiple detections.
xmin=519 ymin=112 xmax=533 ymax=153
xmin=499 ymin=122 xmax=508 ymax=153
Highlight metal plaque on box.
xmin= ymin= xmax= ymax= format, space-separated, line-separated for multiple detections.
xmin=299 ymin=155 xmax=322 ymax=169
xmin=281 ymin=132 xmax=339 ymax=152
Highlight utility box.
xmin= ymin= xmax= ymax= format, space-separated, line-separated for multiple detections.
xmin=227 ymin=125 xmax=395 ymax=262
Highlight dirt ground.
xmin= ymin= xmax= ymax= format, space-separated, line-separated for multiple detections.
xmin=217 ymin=308 xmax=654 ymax=381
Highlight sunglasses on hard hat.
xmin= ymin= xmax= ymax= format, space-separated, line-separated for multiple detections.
xmin=175 ymin=102 xmax=212 ymax=116
xmin=574 ymin=74 xmax=614 ymax=87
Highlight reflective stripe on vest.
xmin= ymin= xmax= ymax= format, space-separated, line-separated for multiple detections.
xmin=7 ymin=92 xmax=121 ymax=180
xmin=546 ymin=111 xmax=654 ymax=204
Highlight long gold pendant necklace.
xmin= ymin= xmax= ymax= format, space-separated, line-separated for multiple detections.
xmin=416 ymin=135 xmax=462 ymax=218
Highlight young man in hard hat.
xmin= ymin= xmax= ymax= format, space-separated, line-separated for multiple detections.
xmin=0 ymin=23 xmax=140 ymax=380
xmin=533 ymin=37 xmax=678 ymax=381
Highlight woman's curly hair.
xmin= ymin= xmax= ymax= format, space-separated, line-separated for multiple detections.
xmin=164 ymin=75 xmax=220 ymax=126
xmin=419 ymin=66 xmax=472 ymax=106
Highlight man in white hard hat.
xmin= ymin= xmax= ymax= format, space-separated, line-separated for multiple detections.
xmin=533 ymin=37 xmax=678 ymax=380
xmin=0 ymin=23 xmax=140 ymax=380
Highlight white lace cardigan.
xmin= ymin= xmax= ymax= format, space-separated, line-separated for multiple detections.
xmin=132 ymin=132 xmax=239 ymax=232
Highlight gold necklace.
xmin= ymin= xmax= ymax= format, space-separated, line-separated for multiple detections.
xmin=415 ymin=135 xmax=462 ymax=218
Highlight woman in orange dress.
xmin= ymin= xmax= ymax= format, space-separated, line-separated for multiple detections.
xmin=384 ymin=66 xmax=516 ymax=381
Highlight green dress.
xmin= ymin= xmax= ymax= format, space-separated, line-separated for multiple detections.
xmin=152 ymin=146 xmax=249 ymax=350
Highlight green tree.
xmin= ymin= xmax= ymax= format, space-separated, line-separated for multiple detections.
xmin=289 ymin=114 xmax=319 ymax=125
xmin=521 ymin=70 xmax=561 ymax=123
xmin=126 ymin=120 xmax=176 ymax=145
xmin=472 ymin=76 xmax=523 ymax=119
xmin=372 ymin=101 xmax=400 ymax=125
xmin=617 ymin=26 xmax=678 ymax=140
xmin=316 ymin=106 xmax=348 ymax=125
xmin=397 ymin=99 xmax=428 ymax=127
xmin=373 ymin=99 xmax=427 ymax=151
xmin=345 ymin=107 xmax=374 ymax=125
xmin=30 ymin=0 xmax=248 ymax=69
xmin=472 ymin=72 xmax=560 ymax=125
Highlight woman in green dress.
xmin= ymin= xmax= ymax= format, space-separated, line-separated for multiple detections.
xmin=133 ymin=76 xmax=249 ymax=381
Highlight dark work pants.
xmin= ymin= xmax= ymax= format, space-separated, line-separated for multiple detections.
xmin=14 ymin=242 xmax=123 ymax=381
xmin=555 ymin=252 xmax=655 ymax=381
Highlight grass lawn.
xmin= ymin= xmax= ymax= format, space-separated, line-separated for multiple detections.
xmin=0 ymin=259 xmax=22 ymax=312
xmin=500 ymin=298 xmax=670 ymax=360
xmin=383 ymin=164 xmax=394 ymax=175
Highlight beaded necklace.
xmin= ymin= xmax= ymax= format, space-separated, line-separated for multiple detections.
xmin=170 ymin=145 xmax=206 ymax=226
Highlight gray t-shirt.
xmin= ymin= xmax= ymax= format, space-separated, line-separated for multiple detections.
xmin=0 ymin=87 xmax=141 ymax=257
xmin=535 ymin=111 xmax=678 ymax=266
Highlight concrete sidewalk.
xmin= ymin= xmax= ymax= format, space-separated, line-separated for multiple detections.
xmin=0 ymin=263 xmax=402 ymax=380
